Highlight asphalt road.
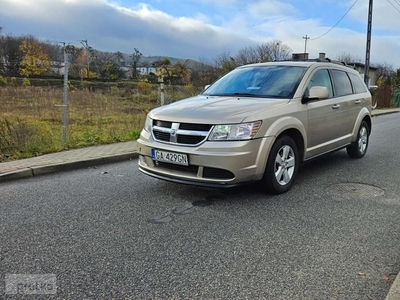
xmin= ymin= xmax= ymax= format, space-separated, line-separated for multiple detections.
xmin=1 ymin=114 xmax=400 ymax=299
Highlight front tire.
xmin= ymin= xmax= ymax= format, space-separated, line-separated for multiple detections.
xmin=261 ymin=135 xmax=299 ymax=194
xmin=347 ymin=121 xmax=369 ymax=158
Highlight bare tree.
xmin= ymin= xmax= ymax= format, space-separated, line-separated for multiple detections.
xmin=335 ymin=52 xmax=363 ymax=64
xmin=1 ymin=35 xmax=25 ymax=76
xmin=214 ymin=51 xmax=238 ymax=76
xmin=91 ymin=50 xmax=115 ymax=75
xmin=258 ymin=40 xmax=292 ymax=61
xmin=235 ymin=46 xmax=260 ymax=65
xmin=190 ymin=57 xmax=219 ymax=86
xmin=65 ymin=45 xmax=84 ymax=78
xmin=42 ymin=40 xmax=63 ymax=62
xmin=372 ymin=62 xmax=396 ymax=82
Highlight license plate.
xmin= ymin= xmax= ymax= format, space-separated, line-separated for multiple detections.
xmin=151 ymin=149 xmax=188 ymax=166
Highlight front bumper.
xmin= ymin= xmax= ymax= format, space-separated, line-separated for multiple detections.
xmin=137 ymin=130 xmax=274 ymax=187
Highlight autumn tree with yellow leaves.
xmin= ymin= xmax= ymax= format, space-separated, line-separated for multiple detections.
xmin=19 ymin=40 xmax=51 ymax=77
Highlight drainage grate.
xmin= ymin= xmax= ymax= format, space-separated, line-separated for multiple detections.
xmin=329 ymin=183 xmax=384 ymax=198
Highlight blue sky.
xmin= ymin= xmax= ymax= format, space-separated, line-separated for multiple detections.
xmin=0 ymin=0 xmax=400 ymax=68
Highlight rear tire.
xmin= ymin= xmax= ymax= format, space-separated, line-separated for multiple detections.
xmin=261 ymin=135 xmax=299 ymax=194
xmin=347 ymin=121 xmax=369 ymax=158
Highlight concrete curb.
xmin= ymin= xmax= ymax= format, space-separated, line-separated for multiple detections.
xmin=0 ymin=152 xmax=138 ymax=183
xmin=371 ymin=110 xmax=400 ymax=117
xmin=385 ymin=271 xmax=400 ymax=300
xmin=0 ymin=168 xmax=34 ymax=182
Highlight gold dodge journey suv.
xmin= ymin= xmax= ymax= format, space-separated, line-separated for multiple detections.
xmin=137 ymin=58 xmax=372 ymax=194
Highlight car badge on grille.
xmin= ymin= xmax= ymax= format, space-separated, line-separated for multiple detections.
xmin=171 ymin=129 xmax=177 ymax=136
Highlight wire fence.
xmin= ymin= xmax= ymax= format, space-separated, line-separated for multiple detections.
xmin=157 ymin=84 xmax=205 ymax=105
xmin=0 ymin=82 xmax=205 ymax=159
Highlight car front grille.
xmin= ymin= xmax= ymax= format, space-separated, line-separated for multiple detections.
xmin=152 ymin=120 xmax=212 ymax=146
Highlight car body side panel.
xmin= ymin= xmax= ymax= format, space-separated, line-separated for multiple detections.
xmin=305 ymin=98 xmax=342 ymax=156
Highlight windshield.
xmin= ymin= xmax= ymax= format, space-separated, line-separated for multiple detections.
xmin=203 ymin=65 xmax=306 ymax=99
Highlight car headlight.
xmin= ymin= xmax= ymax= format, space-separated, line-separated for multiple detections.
xmin=144 ymin=115 xmax=152 ymax=132
xmin=208 ymin=121 xmax=262 ymax=141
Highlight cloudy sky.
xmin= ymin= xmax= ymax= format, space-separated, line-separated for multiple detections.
xmin=1 ymin=0 xmax=400 ymax=68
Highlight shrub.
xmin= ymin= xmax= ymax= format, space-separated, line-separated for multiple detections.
xmin=0 ymin=75 xmax=7 ymax=86
xmin=10 ymin=77 xmax=17 ymax=86
xmin=393 ymin=88 xmax=400 ymax=108
xmin=22 ymin=78 xmax=31 ymax=86
xmin=138 ymin=81 xmax=153 ymax=95
xmin=0 ymin=118 xmax=36 ymax=154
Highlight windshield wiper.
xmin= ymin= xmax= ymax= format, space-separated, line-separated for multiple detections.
xmin=231 ymin=92 xmax=256 ymax=97
xmin=202 ymin=92 xmax=258 ymax=97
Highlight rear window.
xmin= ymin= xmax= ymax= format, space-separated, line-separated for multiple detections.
xmin=331 ymin=70 xmax=353 ymax=97
xmin=348 ymin=73 xmax=368 ymax=94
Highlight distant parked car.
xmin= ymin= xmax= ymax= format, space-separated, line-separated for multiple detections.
xmin=137 ymin=58 xmax=372 ymax=194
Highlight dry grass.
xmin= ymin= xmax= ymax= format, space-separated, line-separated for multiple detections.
xmin=0 ymin=85 xmax=158 ymax=160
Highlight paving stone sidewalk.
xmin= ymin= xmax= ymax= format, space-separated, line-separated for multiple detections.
xmin=0 ymin=140 xmax=138 ymax=182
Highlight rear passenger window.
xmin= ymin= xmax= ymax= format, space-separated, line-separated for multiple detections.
xmin=348 ymin=73 xmax=368 ymax=93
xmin=331 ymin=70 xmax=353 ymax=96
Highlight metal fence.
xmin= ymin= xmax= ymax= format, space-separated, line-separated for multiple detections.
xmin=157 ymin=84 xmax=205 ymax=106
xmin=0 ymin=82 xmax=206 ymax=157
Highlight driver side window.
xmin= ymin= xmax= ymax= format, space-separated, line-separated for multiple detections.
xmin=307 ymin=69 xmax=333 ymax=98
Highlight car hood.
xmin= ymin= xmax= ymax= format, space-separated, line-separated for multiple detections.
xmin=149 ymin=95 xmax=289 ymax=124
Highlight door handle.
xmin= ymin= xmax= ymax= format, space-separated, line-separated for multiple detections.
xmin=355 ymin=100 xmax=362 ymax=104
xmin=332 ymin=104 xmax=341 ymax=109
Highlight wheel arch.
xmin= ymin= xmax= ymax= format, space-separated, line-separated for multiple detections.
xmin=255 ymin=125 xmax=305 ymax=181
xmin=363 ymin=115 xmax=372 ymax=135
xmin=276 ymin=128 xmax=305 ymax=164
xmin=351 ymin=109 xmax=372 ymax=142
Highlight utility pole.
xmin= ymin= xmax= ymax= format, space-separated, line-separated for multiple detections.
xmin=364 ymin=0 xmax=373 ymax=85
xmin=60 ymin=42 xmax=69 ymax=144
xmin=303 ymin=35 xmax=310 ymax=54
xmin=80 ymin=39 xmax=90 ymax=78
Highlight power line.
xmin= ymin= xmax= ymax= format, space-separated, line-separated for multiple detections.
xmin=392 ymin=0 xmax=400 ymax=8
xmin=386 ymin=0 xmax=400 ymax=14
xmin=311 ymin=0 xmax=359 ymax=40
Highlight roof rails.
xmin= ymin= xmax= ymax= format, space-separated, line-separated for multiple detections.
xmin=308 ymin=58 xmax=349 ymax=67
xmin=286 ymin=53 xmax=352 ymax=68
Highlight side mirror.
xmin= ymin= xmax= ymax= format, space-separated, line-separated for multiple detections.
xmin=204 ymin=84 xmax=210 ymax=90
xmin=302 ymin=86 xmax=329 ymax=103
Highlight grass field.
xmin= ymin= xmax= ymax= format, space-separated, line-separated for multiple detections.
xmin=0 ymin=85 xmax=159 ymax=161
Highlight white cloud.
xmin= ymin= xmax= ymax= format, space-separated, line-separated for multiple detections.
xmin=247 ymin=0 xmax=298 ymax=18
xmin=0 ymin=0 xmax=399 ymax=68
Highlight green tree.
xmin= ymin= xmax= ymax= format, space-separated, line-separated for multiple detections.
xmin=393 ymin=68 xmax=400 ymax=88
xmin=152 ymin=58 xmax=172 ymax=82
xmin=100 ymin=61 xmax=125 ymax=80
xmin=19 ymin=40 xmax=50 ymax=76
xmin=130 ymin=48 xmax=142 ymax=80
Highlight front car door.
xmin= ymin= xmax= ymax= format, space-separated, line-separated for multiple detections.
xmin=305 ymin=68 xmax=342 ymax=158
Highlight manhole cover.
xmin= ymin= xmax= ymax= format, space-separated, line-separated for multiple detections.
xmin=330 ymin=183 xmax=384 ymax=198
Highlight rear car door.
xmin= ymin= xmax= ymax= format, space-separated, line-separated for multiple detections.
xmin=330 ymin=69 xmax=363 ymax=146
